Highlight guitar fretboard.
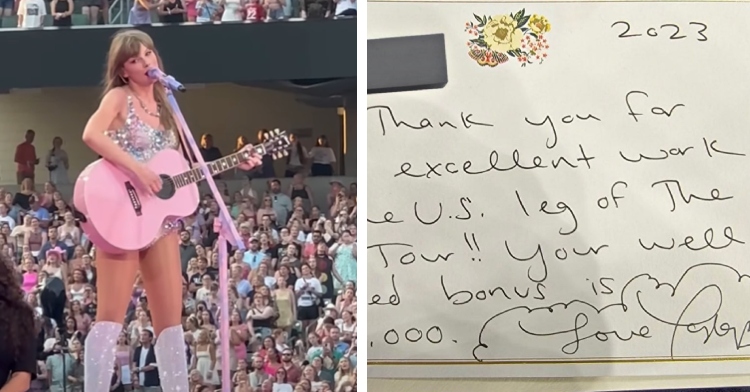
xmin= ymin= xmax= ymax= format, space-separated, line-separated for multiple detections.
xmin=171 ymin=146 xmax=261 ymax=188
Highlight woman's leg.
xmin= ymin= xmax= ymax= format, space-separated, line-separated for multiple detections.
xmin=88 ymin=5 xmax=100 ymax=24
xmin=138 ymin=232 xmax=189 ymax=392
xmin=85 ymin=251 xmax=140 ymax=392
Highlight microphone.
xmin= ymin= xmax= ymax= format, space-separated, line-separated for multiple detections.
xmin=146 ymin=68 xmax=186 ymax=93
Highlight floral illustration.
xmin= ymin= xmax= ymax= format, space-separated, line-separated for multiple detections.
xmin=465 ymin=9 xmax=551 ymax=67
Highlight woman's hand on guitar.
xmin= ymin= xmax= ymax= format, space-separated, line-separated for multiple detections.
xmin=133 ymin=164 xmax=162 ymax=195
xmin=237 ymin=145 xmax=263 ymax=171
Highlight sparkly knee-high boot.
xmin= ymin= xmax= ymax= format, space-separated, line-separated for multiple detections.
xmin=84 ymin=321 xmax=122 ymax=392
xmin=154 ymin=325 xmax=190 ymax=392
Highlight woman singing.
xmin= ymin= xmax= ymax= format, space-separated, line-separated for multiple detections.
xmin=80 ymin=29 xmax=261 ymax=392
xmin=0 ymin=259 xmax=37 ymax=392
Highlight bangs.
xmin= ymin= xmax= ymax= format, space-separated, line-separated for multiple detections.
xmin=117 ymin=36 xmax=146 ymax=63
xmin=111 ymin=30 xmax=155 ymax=67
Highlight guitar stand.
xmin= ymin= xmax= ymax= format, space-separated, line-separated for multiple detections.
xmin=163 ymin=86 xmax=237 ymax=392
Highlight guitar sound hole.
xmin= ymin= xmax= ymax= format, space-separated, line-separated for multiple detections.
xmin=155 ymin=174 xmax=177 ymax=200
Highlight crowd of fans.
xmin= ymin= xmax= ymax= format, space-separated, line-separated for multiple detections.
xmin=1 ymin=130 xmax=358 ymax=392
xmin=6 ymin=0 xmax=355 ymax=28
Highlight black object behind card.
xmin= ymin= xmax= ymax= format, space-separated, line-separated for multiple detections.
xmin=367 ymin=34 xmax=448 ymax=94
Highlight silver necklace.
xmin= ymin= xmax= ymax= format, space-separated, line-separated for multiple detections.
xmin=134 ymin=94 xmax=161 ymax=118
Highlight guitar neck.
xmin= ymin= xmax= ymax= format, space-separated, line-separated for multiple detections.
xmin=172 ymin=144 xmax=266 ymax=188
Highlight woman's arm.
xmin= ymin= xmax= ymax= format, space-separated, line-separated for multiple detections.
xmin=311 ymin=281 xmax=323 ymax=297
xmin=229 ymin=328 xmax=240 ymax=346
xmin=208 ymin=343 xmax=217 ymax=371
xmin=37 ymin=362 xmax=48 ymax=380
xmin=81 ymin=88 xmax=142 ymax=174
xmin=238 ymin=324 xmax=249 ymax=341
xmin=73 ymin=227 xmax=82 ymax=245
xmin=0 ymin=373 xmax=31 ymax=392
xmin=61 ymin=149 xmax=70 ymax=168
xmin=331 ymin=268 xmax=344 ymax=286
xmin=290 ymin=288 xmax=298 ymax=320
xmin=136 ymin=0 xmax=163 ymax=10
xmin=60 ymin=263 xmax=69 ymax=291
xmin=248 ymin=307 xmax=270 ymax=320
xmin=328 ymin=243 xmax=339 ymax=256
xmin=1 ymin=330 xmax=37 ymax=392
xmin=111 ymin=367 xmax=122 ymax=391
xmin=327 ymin=148 xmax=337 ymax=164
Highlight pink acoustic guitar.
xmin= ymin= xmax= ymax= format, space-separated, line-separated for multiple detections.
xmin=74 ymin=129 xmax=290 ymax=254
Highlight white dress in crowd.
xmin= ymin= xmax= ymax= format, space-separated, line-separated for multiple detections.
xmin=220 ymin=0 xmax=243 ymax=21
xmin=195 ymin=344 xmax=220 ymax=385
xmin=46 ymin=148 xmax=70 ymax=185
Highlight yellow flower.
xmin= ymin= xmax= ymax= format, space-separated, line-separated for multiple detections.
xmin=483 ymin=15 xmax=522 ymax=53
xmin=528 ymin=14 xmax=551 ymax=34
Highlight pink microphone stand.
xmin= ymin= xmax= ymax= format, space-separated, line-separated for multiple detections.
xmin=162 ymin=85 xmax=239 ymax=392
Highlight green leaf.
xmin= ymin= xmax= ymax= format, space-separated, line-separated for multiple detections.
xmin=519 ymin=8 xmax=525 ymax=18
xmin=521 ymin=27 xmax=528 ymax=32
xmin=474 ymin=13 xmax=483 ymax=23
xmin=510 ymin=12 xmax=515 ymax=19
xmin=507 ymin=50 xmax=516 ymax=57
xmin=530 ymin=32 xmax=538 ymax=39
xmin=483 ymin=15 xmax=487 ymax=24
xmin=518 ymin=15 xmax=530 ymax=28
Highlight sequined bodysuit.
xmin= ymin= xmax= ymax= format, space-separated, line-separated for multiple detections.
xmin=105 ymin=95 xmax=181 ymax=248
xmin=106 ymin=95 xmax=179 ymax=162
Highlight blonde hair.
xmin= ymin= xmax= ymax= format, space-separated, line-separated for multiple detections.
xmin=235 ymin=135 xmax=248 ymax=152
xmin=20 ymin=178 xmax=34 ymax=193
xmin=103 ymin=29 xmax=177 ymax=132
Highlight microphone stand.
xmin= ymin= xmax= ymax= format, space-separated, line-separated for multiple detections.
xmin=54 ymin=334 xmax=69 ymax=392
xmin=161 ymin=83 xmax=239 ymax=392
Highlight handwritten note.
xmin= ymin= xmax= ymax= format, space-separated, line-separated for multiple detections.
xmin=367 ymin=1 xmax=750 ymax=379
